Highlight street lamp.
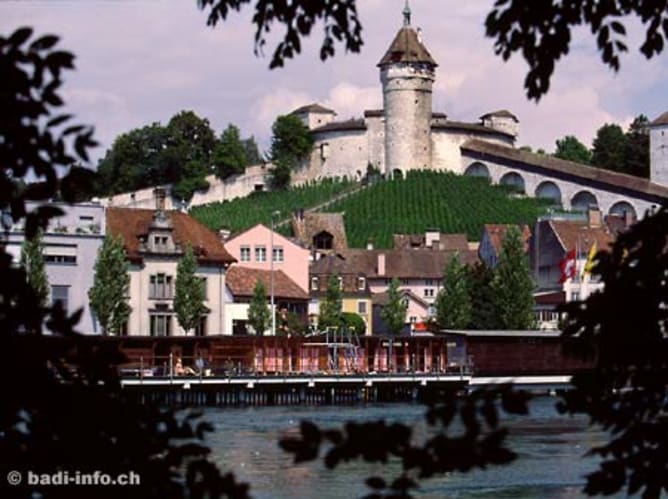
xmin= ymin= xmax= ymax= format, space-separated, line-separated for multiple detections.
xmin=270 ymin=210 xmax=280 ymax=336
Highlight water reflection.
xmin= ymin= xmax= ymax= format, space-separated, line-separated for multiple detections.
xmin=201 ymin=398 xmax=609 ymax=498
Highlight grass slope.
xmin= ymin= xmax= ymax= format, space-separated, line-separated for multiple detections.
xmin=323 ymin=171 xmax=550 ymax=248
xmin=190 ymin=171 xmax=550 ymax=247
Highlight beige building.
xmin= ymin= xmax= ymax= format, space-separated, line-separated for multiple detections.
xmin=106 ymin=204 xmax=236 ymax=336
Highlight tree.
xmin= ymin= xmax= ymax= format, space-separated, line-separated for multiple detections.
xmin=269 ymin=114 xmax=314 ymax=189
xmin=174 ymin=245 xmax=207 ymax=335
xmin=380 ymin=278 xmax=407 ymax=335
xmin=318 ymin=274 xmax=343 ymax=330
xmin=20 ymin=230 xmax=49 ymax=308
xmin=342 ymin=311 xmax=366 ymax=335
xmin=491 ymin=226 xmax=535 ymax=330
xmin=554 ymin=135 xmax=592 ymax=164
xmin=591 ymin=123 xmax=627 ymax=173
xmin=467 ymin=262 xmax=498 ymax=330
xmin=88 ymin=234 xmax=130 ymax=335
xmin=435 ymin=252 xmax=471 ymax=329
xmin=624 ymin=114 xmax=650 ymax=178
xmin=212 ymin=123 xmax=248 ymax=179
xmin=247 ymin=279 xmax=270 ymax=335
xmin=559 ymin=206 xmax=668 ymax=498
xmin=243 ymin=136 xmax=262 ymax=165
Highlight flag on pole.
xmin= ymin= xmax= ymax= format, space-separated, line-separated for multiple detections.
xmin=582 ymin=240 xmax=598 ymax=277
xmin=559 ymin=249 xmax=576 ymax=283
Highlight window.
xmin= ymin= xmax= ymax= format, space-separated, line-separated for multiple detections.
xmin=311 ymin=277 xmax=319 ymax=291
xmin=272 ymin=246 xmax=284 ymax=263
xmin=357 ymin=276 xmax=366 ymax=290
xmin=313 ymin=231 xmax=333 ymax=250
xmin=337 ymin=276 xmax=343 ymax=289
xmin=255 ymin=245 xmax=266 ymax=262
xmin=51 ymin=285 xmax=69 ymax=313
xmin=240 ymin=246 xmax=250 ymax=262
xmin=426 ymin=279 xmax=434 ymax=286
xmin=199 ymin=277 xmax=208 ymax=300
xmin=149 ymin=274 xmax=173 ymax=299
xmin=195 ymin=315 xmax=207 ymax=336
xmin=424 ymin=288 xmax=434 ymax=298
xmin=358 ymin=301 xmax=367 ymax=314
xmin=43 ymin=244 xmax=77 ymax=264
xmin=410 ymin=316 xmax=417 ymax=323
xmin=153 ymin=235 xmax=169 ymax=252
xmin=44 ymin=254 xmax=76 ymax=264
xmin=150 ymin=314 xmax=171 ymax=337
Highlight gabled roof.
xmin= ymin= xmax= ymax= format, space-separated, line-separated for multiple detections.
xmin=650 ymin=111 xmax=668 ymax=126
xmin=106 ymin=207 xmax=235 ymax=265
xmin=372 ymin=288 xmax=430 ymax=308
xmin=292 ymin=103 xmax=336 ymax=115
xmin=547 ymin=219 xmax=615 ymax=253
xmin=378 ymin=27 xmax=437 ymax=67
xmin=310 ymin=253 xmax=356 ymax=275
xmin=340 ymin=248 xmax=478 ymax=279
xmin=461 ymin=139 xmax=668 ymax=200
xmin=292 ymin=212 xmax=348 ymax=252
xmin=482 ymin=224 xmax=531 ymax=256
xmin=480 ymin=110 xmax=519 ymax=122
xmin=393 ymin=232 xmax=469 ymax=251
xmin=226 ymin=266 xmax=309 ymax=300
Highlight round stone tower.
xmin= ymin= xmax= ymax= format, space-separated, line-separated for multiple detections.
xmin=649 ymin=110 xmax=668 ymax=187
xmin=379 ymin=1 xmax=437 ymax=175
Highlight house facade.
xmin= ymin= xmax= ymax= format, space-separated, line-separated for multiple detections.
xmin=223 ymin=223 xmax=310 ymax=293
xmin=225 ymin=266 xmax=309 ymax=335
xmin=106 ymin=203 xmax=236 ymax=336
xmin=4 ymin=202 xmax=105 ymax=334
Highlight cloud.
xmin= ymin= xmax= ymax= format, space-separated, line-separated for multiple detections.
xmin=324 ymin=82 xmax=382 ymax=118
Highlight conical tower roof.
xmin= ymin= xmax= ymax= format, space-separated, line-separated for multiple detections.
xmin=377 ymin=3 xmax=437 ymax=67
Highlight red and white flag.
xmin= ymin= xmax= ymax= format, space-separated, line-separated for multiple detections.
xmin=559 ymin=249 xmax=576 ymax=283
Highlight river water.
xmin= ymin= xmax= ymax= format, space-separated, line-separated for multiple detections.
xmin=201 ymin=397 xmax=610 ymax=498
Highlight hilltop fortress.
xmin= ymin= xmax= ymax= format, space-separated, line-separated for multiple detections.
xmin=104 ymin=5 xmax=668 ymax=220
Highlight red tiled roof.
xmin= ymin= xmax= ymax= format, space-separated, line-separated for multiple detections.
xmin=483 ymin=224 xmax=531 ymax=256
xmin=651 ymin=111 xmax=668 ymax=126
xmin=226 ymin=266 xmax=309 ymax=300
xmin=292 ymin=103 xmax=336 ymax=115
xmin=106 ymin=208 xmax=236 ymax=265
xmin=548 ymin=220 xmax=615 ymax=253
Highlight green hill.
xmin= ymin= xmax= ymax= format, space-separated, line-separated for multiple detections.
xmin=189 ymin=171 xmax=551 ymax=247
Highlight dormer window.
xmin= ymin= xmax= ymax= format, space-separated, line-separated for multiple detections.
xmin=357 ymin=276 xmax=366 ymax=290
xmin=153 ymin=235 xmax=169 ymax=252
xmin=311 ymin=277 xmax=319 ymax=291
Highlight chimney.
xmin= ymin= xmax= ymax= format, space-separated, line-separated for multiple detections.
xmin=377 ymin=253 xmax=386 ymax=276
xmin=366 ymin=238 xmax=374 ymax=250
xmin=425 ymin=228 xmax=440 ymax=249
xmin=587 ymin=206 xmax=601 ymax=228
xmin=218 ymin=227 xmax=231 ymax=242
xmin=154 ymin=187 xmax=166 ymax=212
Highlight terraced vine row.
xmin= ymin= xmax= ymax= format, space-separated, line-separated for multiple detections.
xmin=322 ymin=171 xmax=551 ymax=248
xmin=189 ymin=178 xmax=355 ymax=233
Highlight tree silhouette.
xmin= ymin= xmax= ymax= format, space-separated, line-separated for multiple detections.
xmin=0 ymin=27 xmax=248 ymax=499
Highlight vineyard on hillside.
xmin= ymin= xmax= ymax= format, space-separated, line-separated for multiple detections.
xmin=189 ymin=178 xmax=355 ymax=233
xmin=323 ymin=171 xmax=551 ymax=248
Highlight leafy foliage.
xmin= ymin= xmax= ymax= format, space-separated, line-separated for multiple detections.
xmin=436 ymin=252 xmax=471 ymax=329
xmin=269 ymin=114 xmax=314 ymax=189
xmin=2 ymin=27 xmax=248 ymax=498
xmin=554 ymin=135 xmax=592 ymax=164
xmin=467 ymin=262 xmax=499 ymax=330
xmin=248 ymin=279 xmax=270 ymax=335
xmin=189 ymin=177 xmax=355 ymax=233
xmin=197 ymin=0 xmax=364 ymax=69
xmin=342 ymin=311 xmax=366 ymax=335
xmin=592 ymin=123 xmax=627 ymax=173
xmin=19 ymin=230 xmax=49 ymax=309
xmin=485 ymin=0 xmax=668 ymax=100
xmin=213 ymin=124 xmax=248 ymax=179
xmin=174 ymin=245 xmax=207 ymax=335
xmin=623 ymin=114 xmax=650 ymax=178
xmin=559 ymin=206 xmax=668 ymax=498
xmin=88 ymin=234 xmax=130 ymax=335
xmin=318 ymin=274 xmax=343 ymax=330
xmin=491 ymin=226 xmax=535 ymax=330
xmin=380 ymin=278 xmax=407 ymax=335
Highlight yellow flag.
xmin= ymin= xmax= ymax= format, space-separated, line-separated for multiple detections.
xmin=582 ymin=240 xmax=597 ymax=277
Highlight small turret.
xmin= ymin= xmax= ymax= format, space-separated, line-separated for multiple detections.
xmin=480 ymin=110 xmax=519 ymax=140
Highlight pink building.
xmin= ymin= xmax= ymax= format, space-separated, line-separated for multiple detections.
xmin=224 ymin=224 xmax=310 ymax=293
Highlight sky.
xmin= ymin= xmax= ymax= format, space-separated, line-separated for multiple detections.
xmin=3 ymin=0 xmax=667 ymax=165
